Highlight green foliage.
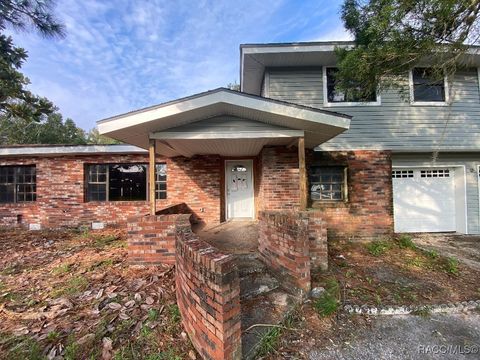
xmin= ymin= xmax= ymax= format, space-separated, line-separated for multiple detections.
xmin=0 ymin=1 xmax=64 ymax=123
xmin=86 ymin=127 xmax=122 ymax=145
xmin=167 ymin=304 xmax=181 ymax=324
xmin=366 ymin=240 xmax=391 ymax=256
xmin=50 ymin=275 xmax=89 ymax=298
xmin=5 ymin=335 xmax=44 ymax=360
xmin=397 ymin=235 xmax=416 ymax=250
xmin=0 ymin=112 xmax=87 ymax=145
xmin=313 ymin=278 xmax=340 ymax=317
xmin=256 ymin=327 xmax=282 ymax=357
xmin=335 ymin=0 xmax=480 ymax=98
xmin=443 ymin=256 xmax=459 ymax=275
xmin=426 ymin=249 xmax=439 ymax=259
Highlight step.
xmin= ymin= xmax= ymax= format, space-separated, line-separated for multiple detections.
xmin=240 ymin=271 xmax=280 ymax=300
xmin=240 ymin=289 xmax=298 ymax=360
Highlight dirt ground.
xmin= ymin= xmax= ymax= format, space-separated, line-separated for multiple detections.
xmin=315 ymin=237 xmax=480 ymax=307
xmin=0 ymin=228 xmax=195 ymax=360
xmin=413 ymin=234 xmax=480 ymax=271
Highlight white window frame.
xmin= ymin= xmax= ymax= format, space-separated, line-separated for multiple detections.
xmin=409 ymin=68 xmax=450 ymax=106
xmin=322 ymin=66 xmax=381 ymax=107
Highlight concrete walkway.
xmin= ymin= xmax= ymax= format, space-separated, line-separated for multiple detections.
xmin=310 ymin=313 xmax=480 ymax=360
xmin=413 ymin=234 xmax=480 ymax=271
xmin=194 ymin=220 xmax=259 ymax=254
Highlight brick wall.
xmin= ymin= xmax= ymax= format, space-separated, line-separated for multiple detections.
xmin=175 ymin=225 xmax=242 ymax=360
xmin=127 ymin=212 xmax=191 ymax=266
xmin=308 ymin=150 xmax=393 ymax=240
xmin=306 ymin=211 xmax=328 ymax=270
xmin=258 ymin=210 xmax=325 ymax=296
xmin=258 ymin=146 xmax=300 ymax=211
xmin=0 ymin=153 xmax=221 ymax=228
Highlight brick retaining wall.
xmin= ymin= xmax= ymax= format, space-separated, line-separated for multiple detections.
xmin=175 ymin=225 xmax=242 ymax=360
xmin=258 ymin=210 xmax=328 ymax=296
xmin=127 ymin=212 xmax=190 ymax=266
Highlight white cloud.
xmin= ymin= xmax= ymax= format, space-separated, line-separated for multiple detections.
xmin=9 ymin=0 xmax=346 ymax=130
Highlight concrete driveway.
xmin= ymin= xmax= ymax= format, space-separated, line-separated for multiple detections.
xmin=309 ymin=313 xmax=480 ymax=360
xmin=412 ymin=234 xmax=480 ymax=271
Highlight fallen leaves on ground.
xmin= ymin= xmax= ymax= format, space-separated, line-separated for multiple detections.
xmin=0 ymin=227 xmax=194 ymax=359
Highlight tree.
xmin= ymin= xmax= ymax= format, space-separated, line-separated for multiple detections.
xmin=334 ymin=0 xmax=480 ymax=98
xmin=0 ymin=0 xmax=64 ymax=122
xmin=0 ymin=112 xmax=87 ymax=145
xmin=86 ymin=127 xmax=121 ymax=145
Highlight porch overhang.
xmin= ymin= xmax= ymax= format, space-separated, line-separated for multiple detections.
xmin=97 ymin=88 xmax=351 ymax=157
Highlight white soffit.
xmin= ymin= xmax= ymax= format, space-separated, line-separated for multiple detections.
xmin=97 ymin=88 xmax=350 ymax=156
xmin=0 ymin=144 xmax=146 ymax=157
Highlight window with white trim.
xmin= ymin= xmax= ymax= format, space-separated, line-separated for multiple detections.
xmin=411 ymin=68 xmax=446 ymax=103
xmin=0 ymin=166 xmax=36 ymax=203
xmin=324 ymin=67 xmax=378 ymax=104
xmin=309 ymin=166 xmax=347 ymax=201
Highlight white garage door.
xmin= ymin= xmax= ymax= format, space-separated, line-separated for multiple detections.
xmin=392 ymin=168 xmax=456 ymax=232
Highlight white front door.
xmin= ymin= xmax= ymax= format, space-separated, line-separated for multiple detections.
xmin=393 ymin=168 xmax=456 ymax=232
xmin=226 ymin=160 xmax=254 ymax=219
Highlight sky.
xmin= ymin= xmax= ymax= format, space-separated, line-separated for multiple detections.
xmin=9 ymin=0 xmax=351 ymax=130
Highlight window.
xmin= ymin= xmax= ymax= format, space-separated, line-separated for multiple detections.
xmin=324 ymin=67 xmax=378 ymax=105
xmin=0 ymin=166 xmax=36 ymax=203
xmin=420 ymin=169 xmax=450 ymax=178
xmin=309 ymin=166 xmax=346 ymax=201
xmin=411 ymin=68 xmax=447 ymax=103
xmin=155 ymin=164 xmax=167 ymax=199
xmin=86 ymin=163 xmax=167 ymax=202
xmin=392 ymin=170 xmax=414 ymax=178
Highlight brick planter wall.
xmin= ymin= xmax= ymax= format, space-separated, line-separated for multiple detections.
xmin=127 ymin=212 xmax=191 ymax=266
xmin=308 ymin=150 xmax=394 ymax=240
xmin=258 ymin=210 xmax=327 ymax=296
xmin=175 ymin=226 xmax=242 ymax=360
xmin=0 ymin=153 xmax=221 ymax=229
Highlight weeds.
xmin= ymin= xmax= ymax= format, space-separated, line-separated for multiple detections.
xmin=397 ymin=235 xmax=416 ymax=250
xmin=313 ymin=278 xmax=340 ymax=317
xmin=93 ymin=234 xmax=122 ymax=249
xmin=6 ymin=336 xmax=44 ymax=360
xmin=366 ymin=240 xmax=391 ymax=257
xmin=443 ymin=257 xmax=459 ymax=275
xmin=52 ymin=263 xmax=73 ymax=275
xmin=50 ymin=275 xmax=89 ymax=298
xmin=426 ymin=250 xmax=439 ymax=259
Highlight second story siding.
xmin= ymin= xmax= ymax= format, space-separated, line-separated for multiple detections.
xmin=265 ymin=68 xmax=480 ymax=151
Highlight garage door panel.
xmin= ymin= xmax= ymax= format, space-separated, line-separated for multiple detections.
xmin=393 ymin=168 xmax=456 ymax=232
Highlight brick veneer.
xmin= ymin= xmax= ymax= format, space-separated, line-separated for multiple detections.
xmin=127 ymin=211 xmax=190 ymax=266
xmin=308 ymin=150 xmax=394 ymax=240
xmin=258 ymin=146 xmax=300 ymax=211
xmin=258 ymin=210 xmax=327 ymax=296
xmin=0 ymin=153 xmax=221 ymax=228
xmin=175 ymin=225 xmax=242 ymax=360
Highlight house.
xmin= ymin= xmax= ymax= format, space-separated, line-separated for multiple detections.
xmin=1 ymin=41 xmax=480 ymax=359
xmin=1 ymin=41 xmax=479 ymax=236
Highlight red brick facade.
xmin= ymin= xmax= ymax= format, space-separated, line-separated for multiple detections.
xmin=308 ymin=150 xmax=394 ymax=240
xmin=0 ymin=153 xmax=221 ymax=228
xmin=257 ymin=146 xmax=300 ymax=211
xmin=176 ymin=225 xmax=242 ymax=360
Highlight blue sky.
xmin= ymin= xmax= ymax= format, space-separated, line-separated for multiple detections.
xmin=10 ymin=0 xmax=350 ymax=130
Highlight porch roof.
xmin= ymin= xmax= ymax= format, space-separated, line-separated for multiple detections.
xmin=97 ymin=88 xmax=351 ymax=157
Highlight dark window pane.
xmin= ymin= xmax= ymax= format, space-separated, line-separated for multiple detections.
xmin=326 ymin=68 xmax=376 ymax=103
xmin=412 ymin=68 xmax=445 ymax=102
xmin=0 ymin=184 xmax=15 ymax=203
xmin=0 ymin=166 xmax=36 ymax=203
xmin=109 ymin=164 xmax=147 ymax=201
xmin=87 ymin=183 xmax=106 ymax=201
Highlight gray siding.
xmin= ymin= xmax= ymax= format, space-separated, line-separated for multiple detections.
xmin=392 ymin=153 xmax=480 ymax=234
xmin=266 ymin=68 xmax=480 ymax=152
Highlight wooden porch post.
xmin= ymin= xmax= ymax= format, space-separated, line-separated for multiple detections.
xmin=298 ymin=137 xmax=307 ymax=210
xmin=149 ymin=139 xmax=156 ymax=215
